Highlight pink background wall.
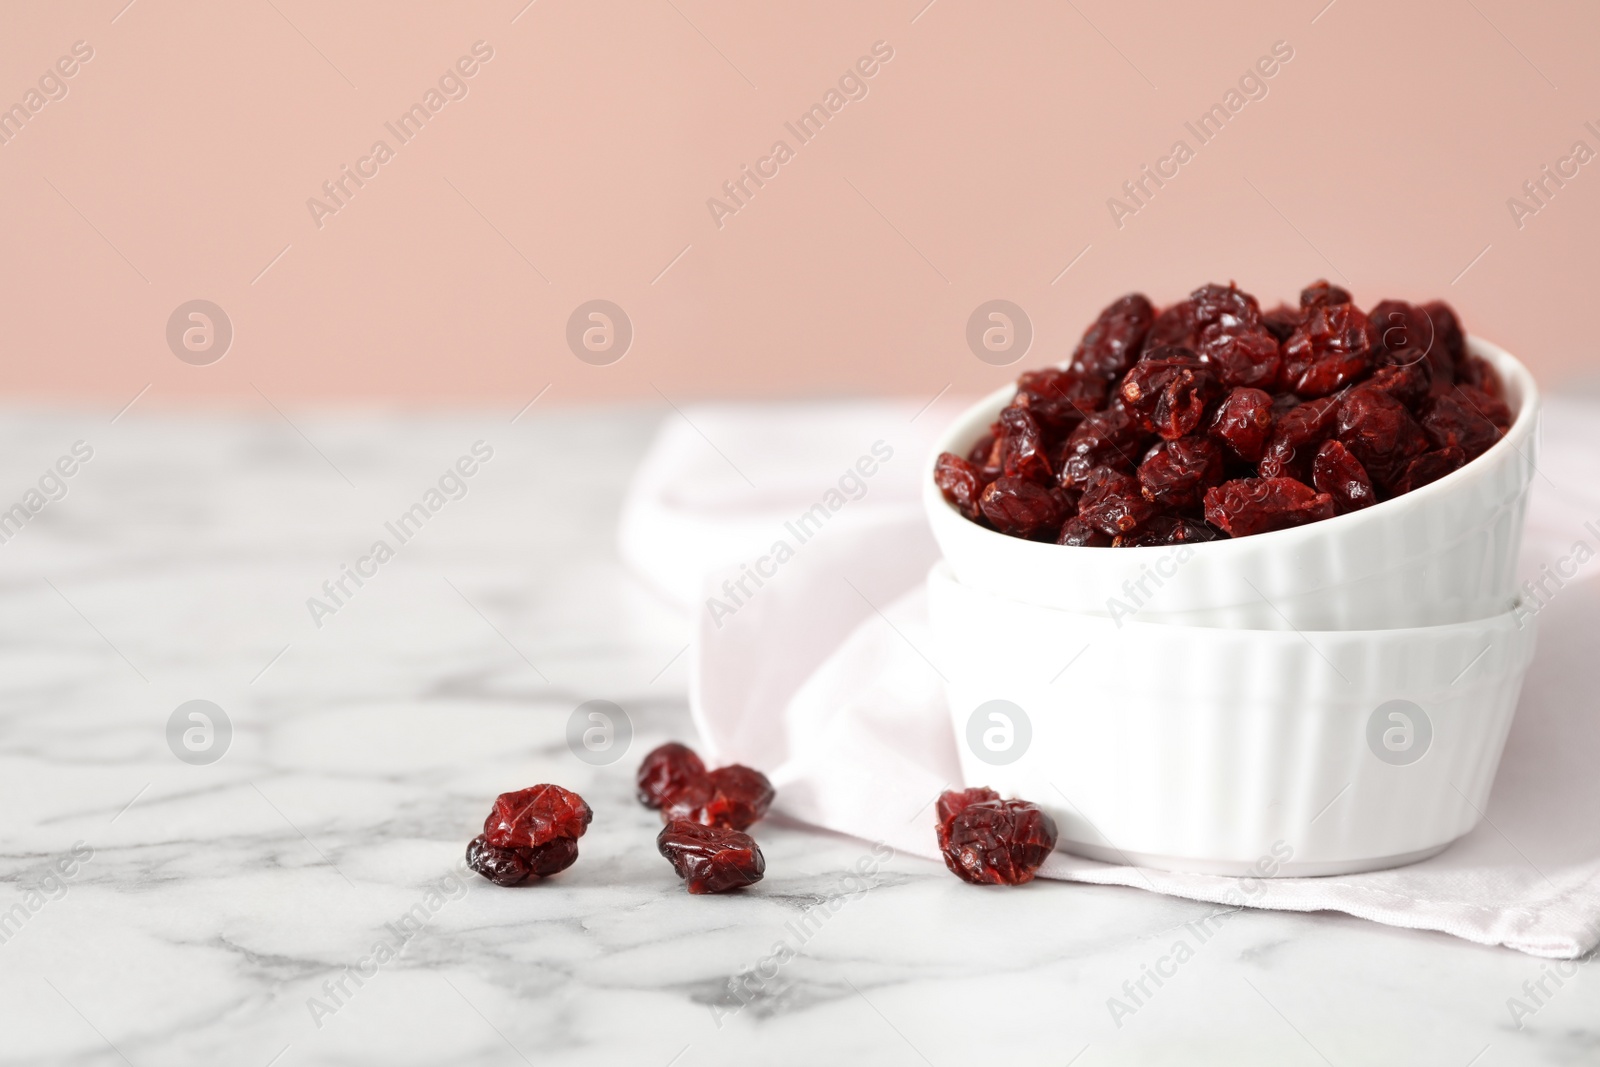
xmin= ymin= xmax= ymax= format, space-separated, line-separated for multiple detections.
xmin=1 ymin=0 xmax=1596 ymax=408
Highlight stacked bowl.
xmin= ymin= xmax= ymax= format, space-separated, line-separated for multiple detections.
xmin=923 ymin=339 xmax=1541 ymax=876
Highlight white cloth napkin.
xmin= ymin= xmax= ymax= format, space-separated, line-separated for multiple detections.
xmin=618 ymin=396 xmax=1600 ymax=958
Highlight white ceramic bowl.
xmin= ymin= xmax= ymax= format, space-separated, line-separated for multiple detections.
xmin=924 ymin=338 xmax=1540 ymax=630
xmin=928 ymin=562 xmax=1537 ymax=876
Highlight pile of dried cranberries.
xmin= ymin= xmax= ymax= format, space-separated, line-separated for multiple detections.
xmin=638 ymin=742 xmax=774 ymax=894
xmin=935 ymin=282 xmax=1512 ymax=545
xmin=463 ymin=766 xmax=1055 ymax=892
xmin=465 ymin=744 xmax=775 ymax=894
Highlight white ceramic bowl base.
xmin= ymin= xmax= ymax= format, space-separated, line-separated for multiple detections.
xmin=924 ymin=338 xmax=1540 ymax=630
xmin=929 ymin=563 xmax=1539 ymax=876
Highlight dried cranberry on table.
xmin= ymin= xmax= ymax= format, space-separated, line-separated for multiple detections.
xmin=658 ymin=821 xmax=765 ymax=894
xmin=636 ymin=742 xmax=707 ymax=809
xmin=660 ymin=765 xmax=776 ymax=831
xmin=466 ymin=834 xmax=579 ymax=886
xmin=482 ymin=784 xmax=593 ymax=849
xmin=469 ymin=784 xmax=593 ymax=886
xmin=934 ymin=788 xmax=1058 ymax=886
xmin=935 ymin=787 xmax=1000 ymax=852
xmin=635 ymin=741 xmax=775 ymax=831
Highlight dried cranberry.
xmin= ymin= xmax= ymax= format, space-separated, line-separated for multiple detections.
xmin=1366 ymin=300 xmax=1431 ymax=358
xmin=1368 ymin=299 xmax=1452 ymax=391
xmin=1209 ymin=387 xmax=1275 ymax=463
xmin=483 ymin=785 xmax=593 ymax=849
xmin=1058 ymin=406 xmax=1148 ymax=490
xmin=1120 ymin=347 xmax=1222 ymax=440
xmin=1335 ymin=387 xmax=1430 ymax=491
xmin=1456 ymin=383 xmax=1511 ymax=430
xmin=1069 ymin=294 xmax=1154 ymax=381
xmin=979 ymin=476 xmax=1067 ymax=539
xmin=1259 ymin=395 xmax=1340 ymax=482
xmin=1114 ymin=514 xmax=1219 ymax=547
xmin=1364 ymin=355 xmax=1433 ymax=411
xmin=1142 ymin=300 xmax=1199 ymax=354
xmin=1196 ymin=323 xmax=1282 ymax=390
xmin=466 ymin=834 xmax=579 ymax=886
xmin=936 ymin=792 xmax=1058 ymax=887
xmin=1078 ymin=466 xmax=1155 ymax=535
xmin=965 ymin=432 xmax=996 ymax=467
xmin=636 ymin=742 xmax=708 ymax=809
xmin=934 ymin=452 xmax=988 ymax=521
xmin=1421 ymin=301 xmax=1466 ymax=368
xmin=1312 ymin=440 xmax=1376 ymax=513
xmin=1394 ymin=446 xmax=1466 ymax=494
xmin=1282 ymin=302 xmax=1372 ymax=397
xmin=705 ymin=764 xmax=775 ymax=825
xmin=1204 ymin=477 xmax=1335 ymax=538
xmin=1459 ymin=355 xmax=1505 ymax=401
xmin=1190 ymin=282 xmax=1261 ymax=331
xmin=660 ymin=764 xmax=775 ymax=831
xmin=1421 ymin=388 xmax=1504 ymax=460
xmin=657 ymin=821 xmax=765 ymax=894
xmin=1057 ymin=518 xmax=1112 ymax=546
xmin=1138 ymin=435 xmax=1226 ymax=510
xmin=1261 ymin=304 xmax=1304 ymax=343
xmin=935 ymin=281 xmax=1501 ymax=544
xmin=1301 ymin=279 xmax=1351 ymax=308
xmin=1014 ymin=367 xmax=1107 ymax=433
xmin=935 ymin=787 xmax=1000 ymax=852
xmin=998 ymin=404 xmax=1053 ymax=484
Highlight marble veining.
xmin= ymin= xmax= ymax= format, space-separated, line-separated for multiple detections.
xmin=0 ymin=407 xmax=1594 ymax=1066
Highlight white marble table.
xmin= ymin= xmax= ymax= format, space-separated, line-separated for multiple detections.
xmin=0 ymin=406 xmax=1591 ymax=1067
